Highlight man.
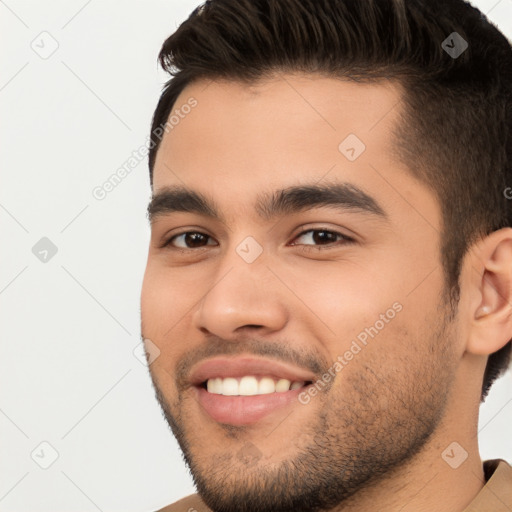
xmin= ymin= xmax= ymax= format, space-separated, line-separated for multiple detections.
xmin=140 ymin=0 xmax=512 ymax=510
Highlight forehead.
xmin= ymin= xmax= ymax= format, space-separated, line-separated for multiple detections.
xmin=152 ymin=73 xmax=437 ymax=229
xmin=154 ymin=73 xmax=404 ymax=174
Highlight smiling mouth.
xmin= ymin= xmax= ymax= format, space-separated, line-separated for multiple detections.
xmin=189 ymin=356 xmax=318 ymax=424
xmin=195 ymin=378 xmax=315 ymax=426
xmin=199 ymin=375 xmax=313 ymax=396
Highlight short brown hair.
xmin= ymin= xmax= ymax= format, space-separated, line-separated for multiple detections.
xmin=148 ymin=0 xmax=512 ymax=400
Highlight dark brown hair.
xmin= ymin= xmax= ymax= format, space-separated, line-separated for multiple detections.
xmin=148 ymin=0 xmax=512 ymax=400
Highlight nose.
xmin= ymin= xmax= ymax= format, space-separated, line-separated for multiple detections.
xmin=192 ymin=253 xmax=289 ymax=339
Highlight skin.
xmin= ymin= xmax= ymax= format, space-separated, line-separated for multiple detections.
xmin=140 ymin=73 xmax=512 ymax=512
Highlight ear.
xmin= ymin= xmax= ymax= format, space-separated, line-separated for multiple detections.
xmin=466 ymin=227 xmax=512 ymax=356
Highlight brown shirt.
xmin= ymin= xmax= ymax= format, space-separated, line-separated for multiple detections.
xmin=155 ymin=459 xmax=512 ymax=512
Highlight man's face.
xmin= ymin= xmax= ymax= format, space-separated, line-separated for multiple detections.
xmin=141 ymin=74 xmax=460 ymax=512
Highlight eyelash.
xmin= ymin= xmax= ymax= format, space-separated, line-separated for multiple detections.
xmin=161 ymin=228 xmax=356 ymax=253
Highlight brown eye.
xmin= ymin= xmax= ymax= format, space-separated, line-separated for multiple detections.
xmin=291 ymin=229 xmax=354 ymax=249
xmin=164 ymin=231 xmax=217 ymax=249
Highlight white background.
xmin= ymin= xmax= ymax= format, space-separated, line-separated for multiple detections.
xmin=1 ymin=1 xmax=511 ymax=511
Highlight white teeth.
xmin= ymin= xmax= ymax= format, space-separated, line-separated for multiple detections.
xmin=205 ymin=376 xmax=306 ymax=395
xmin=222 ymin=377 xmax=239 ymax=396
xmin=275 ymin=378 xmax=291 ymax=392
xmin=206 ymin=377 xmax=222 ymax=394
xmin=258 ymin=377 xmax=276 ymax=394
xmin=239 ymin=376 xmax=259 ymax=396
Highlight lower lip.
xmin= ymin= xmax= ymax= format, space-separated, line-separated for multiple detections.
xmin=195 ymin=385 xmax=309 ymax=425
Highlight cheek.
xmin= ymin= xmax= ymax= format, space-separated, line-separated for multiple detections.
xmin=289 ymin=255 xmax=442 ymax=369
xmin=141 ymin=263 xmax=193 ymax=325
xmin=141 ymin=266 xmax=165 ymax=327
xmin=287 ymin=259 xmax=404 ymax=338
xmin=141 ymin=263 xmax=208 ymax=366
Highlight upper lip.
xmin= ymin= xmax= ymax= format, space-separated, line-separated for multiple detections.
xmin=188 ymin=356 xmax=317 ymax=386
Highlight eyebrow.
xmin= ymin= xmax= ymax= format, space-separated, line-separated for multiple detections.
xmin=147 ymin=182 xmax=388 ymax=225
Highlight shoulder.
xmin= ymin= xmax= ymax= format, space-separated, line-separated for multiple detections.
xmin=154 ymin=493 xmax=211 ymax=512
xmin=463 ymin=458 xmax=512 ymax=511
xmin=483 ymin=458 xmax=512 ymax=482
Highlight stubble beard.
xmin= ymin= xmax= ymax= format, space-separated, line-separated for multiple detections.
xmin=147 ymin=305 xmax=457 ymax=512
